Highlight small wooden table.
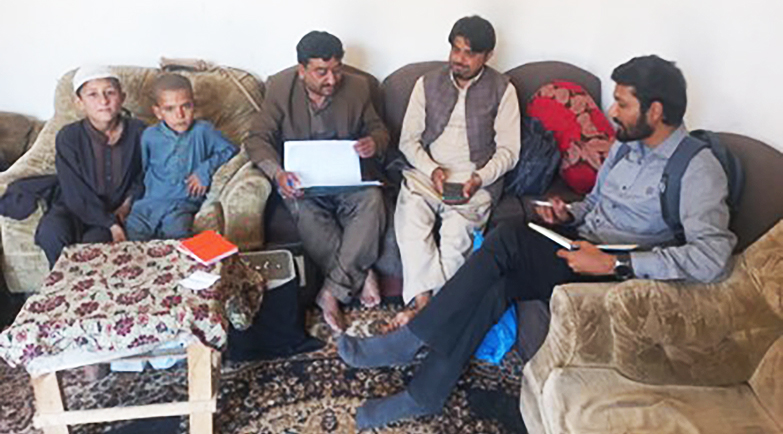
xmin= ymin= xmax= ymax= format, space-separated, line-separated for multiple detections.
xmin=31 ymin=342 xmax=219 ymax=434
xmin=0 ymin=240 xmax=265 ymax=434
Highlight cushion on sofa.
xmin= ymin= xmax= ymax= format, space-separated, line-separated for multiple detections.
xmin=527 ymin=80 xmax=615 ymax=194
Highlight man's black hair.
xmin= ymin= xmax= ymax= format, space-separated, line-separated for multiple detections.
xmin=296 ymin=31 xmax=344 ymax=65
xmin=448 ymin=15 xmax=496 ymax=53
xmin=611 ymin=55 xmax=687 ymax=126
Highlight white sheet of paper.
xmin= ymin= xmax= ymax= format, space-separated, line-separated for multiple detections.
xmin=179 ymin=271 xmax=221 ymax=291
xmin=284 ymin=140 xmax=370 ymax=188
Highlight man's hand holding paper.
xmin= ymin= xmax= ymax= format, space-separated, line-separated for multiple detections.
xmin=353 ymin=136 xmax=377 ymax=158
xmin=556 ymin=241 xmax=616 ymax=275
xmin=274 ymin=169 xmax=303 ymax=199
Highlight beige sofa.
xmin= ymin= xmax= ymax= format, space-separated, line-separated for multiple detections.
xmin=0 ymin=111 xmax=44 ymax=170
xmin=0 ymin=65 xmax=273 ymax=293
xmin=520 ymin=132 xmax=783 ymax=433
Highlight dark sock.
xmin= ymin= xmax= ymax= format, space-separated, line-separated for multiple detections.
xmin=337 ymin=325 xmax=424 ymax=368
xmin=356 ymin=390 xmax=441 ymax=430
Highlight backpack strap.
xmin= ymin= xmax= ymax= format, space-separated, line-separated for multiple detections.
xmin=660 ymin=135 xmax=708 ymax=244
xmin=690 ymin=129 xmax=745 ymax=213
xmin=611 ymin=143 xmax=632 ymax=169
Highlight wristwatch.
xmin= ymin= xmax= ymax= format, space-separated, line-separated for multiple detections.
xmin=613 ymin=253 xmax=634 ymax=280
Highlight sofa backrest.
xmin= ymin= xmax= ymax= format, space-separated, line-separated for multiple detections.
xmin=342 ymin=65 xmax=384 ymax=119
xmin=505 ymin=61 xmax=602 ymax=116
xmin=380 ymin=61 xmax=447 ymax=148
xmin=0 ymin=112 xmax=43 ymax=168
xmin=0 ymin=65 xmax=264 ymax=192
xmin=720 ymin=132 xmax=783 ymax=251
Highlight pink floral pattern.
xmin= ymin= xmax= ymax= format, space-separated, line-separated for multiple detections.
xmin=527 ymin=80 xmax=616 ymax=195
xmin=0 ymin=240 xmax=265 ymax=370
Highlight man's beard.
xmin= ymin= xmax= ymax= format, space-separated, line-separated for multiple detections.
xmin=615 ymin=113 xmax=654 ymax=142
xmin=450 ymin=62 xmax=482 ymax=81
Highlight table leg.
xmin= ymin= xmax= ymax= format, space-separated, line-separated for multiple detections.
xmin=31 ymin=372 xmax=70 ymax=434
xmin=188 ymin=342 xmax=217 ymax=434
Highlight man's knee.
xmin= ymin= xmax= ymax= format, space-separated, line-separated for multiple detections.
xmin=35 ymin=214 xmax=73 ymax=248
xmin=35 ymin=214 xmax=76 ymax=268
xmin=484 ymin=221 xmax=528 ymax=252
xmin=160 ymin=225 xmax=192 ymax=240
xmin=353 ymin=187 xmax=384 ymax=213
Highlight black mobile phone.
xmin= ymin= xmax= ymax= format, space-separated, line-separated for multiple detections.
xmin=442 ymin=182 xmax=467 ymax=204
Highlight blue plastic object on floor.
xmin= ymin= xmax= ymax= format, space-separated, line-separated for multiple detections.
xmin=472 ymin=228 xmax=485 ymax=252
xmin=475 ymin=304 xmax=518 ymax=364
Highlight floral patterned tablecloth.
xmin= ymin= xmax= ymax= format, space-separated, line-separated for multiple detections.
xmin=0 ymin=240 xmax=263 ymax=374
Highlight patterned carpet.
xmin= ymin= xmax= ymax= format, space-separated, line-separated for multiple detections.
xmin=0 ymin=304 xmax=527 ymax=434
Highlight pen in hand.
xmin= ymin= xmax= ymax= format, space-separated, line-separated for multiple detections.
xmin=531 ymin=199 xmax=573 ymax=210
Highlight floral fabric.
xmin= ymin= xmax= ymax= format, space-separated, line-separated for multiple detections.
xmin=526 ymin=80 xmax=615 ymax=195
xmin=0 ymin=240 xmax=264 ymax=372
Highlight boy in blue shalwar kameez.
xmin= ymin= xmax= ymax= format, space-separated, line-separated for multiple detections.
xmin=126 ymin=73 xmax=236 ymax=241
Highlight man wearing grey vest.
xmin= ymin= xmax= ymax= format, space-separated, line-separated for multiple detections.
xmin=389 ymin=16 xmax=521 ymax=330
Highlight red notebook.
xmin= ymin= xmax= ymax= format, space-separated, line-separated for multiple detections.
xmin=177 ymin=230 xmax=238 ymax=265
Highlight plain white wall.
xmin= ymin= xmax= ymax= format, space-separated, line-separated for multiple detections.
xmin=1 ymin=0 xmax=781 ymax=151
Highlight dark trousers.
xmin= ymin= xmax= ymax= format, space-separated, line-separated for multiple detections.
xmin=35 ymin=204 xmax=112 ymax=268
xmin=406 ymin=221 xmax=582 ymax=407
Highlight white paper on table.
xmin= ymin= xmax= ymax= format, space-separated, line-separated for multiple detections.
xmin=179 ymin=270 xmax=221 ymax=291
xmin=284 ymin=140 xmax=380 ymax=188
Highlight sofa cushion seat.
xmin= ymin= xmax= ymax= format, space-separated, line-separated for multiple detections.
xmin=540 ymin=367 xmax=780 ymax=434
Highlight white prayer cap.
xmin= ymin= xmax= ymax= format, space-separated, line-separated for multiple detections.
xmin=72 ymin=65 xmax=119 ymax=95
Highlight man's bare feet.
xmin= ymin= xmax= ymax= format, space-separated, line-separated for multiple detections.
xmin=384 ymin=292 xmax=431 ymax=333
xmin=317 ymin=288 xmax=347 ymax=333
xmin=360 ymin=269 xmax=381 ymax=308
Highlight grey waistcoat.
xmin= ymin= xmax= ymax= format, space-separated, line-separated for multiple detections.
xmin=420 ymin=65 xmax=509 ymax=201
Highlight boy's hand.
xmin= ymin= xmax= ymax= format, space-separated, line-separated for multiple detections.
xmin=186 ymin=174 xmax=207 ymax=197
xmin=353 ymin=137 xmax=377 ymax=158
xmin=110 ymin=224 xmax=127 ymax=243
xmin=556 ymin=241 xmax=616 ymax=275
xmin=113 ymin=197 xmax=132 ymax=225
xmin=274 ymin=170 xmax=303 ymax=199
xmin=462 ymin=173 xmax=482 ymax=199
xmin=431 ymin=167 xmax=447 ymax=195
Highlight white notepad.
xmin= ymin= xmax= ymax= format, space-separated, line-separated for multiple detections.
xmin=527 ymin=222 xmax=638 ymax=251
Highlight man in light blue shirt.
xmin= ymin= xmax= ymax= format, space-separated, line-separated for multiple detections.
xmin=126 ymin=74 xmax=236 ymax=240
xmin=337 ymin=55 xmax=737 ymax=429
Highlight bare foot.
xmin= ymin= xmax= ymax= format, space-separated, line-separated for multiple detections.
xmin=360 ymin=269 xmax=381 ymax=308
xmin=318 ymin=289 xmax=347 ymax=333
xmin=383 ymin=292 xmax=431 ymax=333
xmin=383 ymin=309 xmax=417 ymax=333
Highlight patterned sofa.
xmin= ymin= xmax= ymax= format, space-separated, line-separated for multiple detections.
xmin=520 ymin=133 xmax=783 ymax=433
xmin=0 ymin=64 xmax=273 ymax=293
